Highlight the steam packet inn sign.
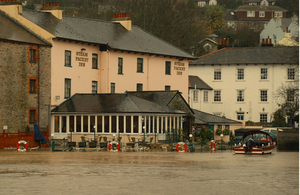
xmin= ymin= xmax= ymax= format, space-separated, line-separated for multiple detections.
xmin=51 ymin=91 xmax=193 ymax=141
xmin=76 ymin=51 xmax=89 ymax=67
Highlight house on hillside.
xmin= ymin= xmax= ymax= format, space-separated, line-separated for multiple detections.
xmin=0 ymin=10 xmax=51 ymax=132
xmin=260 ymin=16 xmax=299 ymax=45
xmin=245 ymin=0 xmax=276 ymax=6
xmin=224 ymin=5 xmax=287 ymax=31
xmin=189 ymin=47 xmax=299 ymax=124
xmin=195 ymin=0 xmax=217 ymax=7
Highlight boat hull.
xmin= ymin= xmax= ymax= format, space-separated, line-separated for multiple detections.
xmin=234 ymin=146 xmax=275 ymax=154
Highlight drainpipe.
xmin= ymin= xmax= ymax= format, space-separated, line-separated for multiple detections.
xmin=107 ymin=49 xmax=110 ymax=93
xmin=37 ymin=45 xmax=40 ymax=125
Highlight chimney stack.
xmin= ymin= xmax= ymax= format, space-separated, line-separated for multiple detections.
xmin=40 ymin=2 xmax=62 ymax=19
xmin=112 ymin=13 xmax=131 ymax=31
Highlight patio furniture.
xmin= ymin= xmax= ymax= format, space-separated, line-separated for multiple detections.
xmin=131 ymin=137 xmax=136 ymax=143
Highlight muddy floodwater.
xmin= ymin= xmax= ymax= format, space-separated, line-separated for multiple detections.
xmin=0 ymin=150 xmax=298 ymax=195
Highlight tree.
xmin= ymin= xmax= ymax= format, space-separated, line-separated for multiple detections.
xmin=205 ymin=5 xmax=224 ymax=32
xmin=275 ymin=0 xmax=299 ymax=17
xmin=273 ymin=47 xmax=299 ymax=127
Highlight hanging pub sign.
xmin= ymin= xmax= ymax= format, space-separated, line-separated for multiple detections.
xmin=76 ymin=52 xmax=88 ymax=67
xmin=174 ymin=62 xmax=185 ymax=75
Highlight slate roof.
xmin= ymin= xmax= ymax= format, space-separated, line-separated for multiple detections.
xmin=21 ymin=9 xmax=195 ymax=59
xmin=188 ymin=75 xmax=213 ymax=90
xmin=193 ymin=109 xmax=242 ymax=125
xmin=235 ymin=5 xmax=287 ymax=12
xmin=224 ymin=10 xmax=239 ymax=21
xmin=189 ymin=47 xmax=299 ymax=65
xmin=126 ymin=90 xmax=179 ymax=107
xmin=52 ymin=93 xmax=185 ymax=114
xmin=0 ymin=11 xmax=50 ymax=45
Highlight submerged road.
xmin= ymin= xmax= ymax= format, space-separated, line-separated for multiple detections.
xmin=0 ymin=150 xmax=298 ymax=195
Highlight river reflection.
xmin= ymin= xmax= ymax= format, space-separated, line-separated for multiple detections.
xmin=0 ymin=150 xmax=298 ymax=195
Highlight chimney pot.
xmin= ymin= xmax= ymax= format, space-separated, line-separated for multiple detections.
xmin=219 ymin=39 xmax=222 ymax=45
xmin=269 ymin=39 xmax=272 ymax=44
xmin=286 ymin=27 xmax=288 ymax=33
xmin=262 ymin=39 xmax=265 ymax=44
xmin=226 ymin=39 xmax=229 ymax=46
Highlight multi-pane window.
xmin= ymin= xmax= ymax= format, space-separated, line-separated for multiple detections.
xmin=29 ymin=108 xmax=36 ymax=123
xmin=237 ymin=90 xmax=244 ymax=102
xmin=137 ymin=58 xmax=143 ymax=73
xmin=247 ymin=11 xmax=255 ymax=17
xmin=275 ymin=11 xmax=282 ymax=18
xmin=92 ymin=81 xmax=97 ymax=94
xmin=260 ymin=114 xmax=267 ymax=123
xmin=92 ymin=54 xmax=98 ymax=69
xmin=203 ymin=91 xmax=208 ymax=102
xmin=65 ymin=78 xmax=71 ymax=99
xmin=118 ymin=58 xmax=123 ymax=74
xmin=165 ymin=61 xmax=171 ymax=75
xmin=65 ymin=50 xmax=71 ymax=67
xmin=259 ymin=11 xmax=265 ymax=17
xmin=260 ymin=90 xmax=267 ymax=102
xmin=193 ymin=90 xmax=198 ymax=102
xmin=287 ymin=89 xmax=294 ymax=102
xmin=165 ymin=85 xmax=170 ymax=91
xmin=214 ymin=69 xmax=221 ymax=80
xmin=214 ymin=90 xmax=221 ymax=102
xmin=29 ymin=78 xmax=37 ymax=93
xmin=261 ymin=68 xmax=268 ymax=79
xmin=287 ymin=68 xmax=295 ymax=80
xmin=237 ymin=114 xmax=244 ymax=120
xmin=237 ymin=68 xmax=244 ymax=80
xmin=29 ymin=48 xmax=37 ymax=62
xmin=111 ymin=83 xmax=115 ymax=94
xmin=137 ymin=83 xmax=143 ymax=91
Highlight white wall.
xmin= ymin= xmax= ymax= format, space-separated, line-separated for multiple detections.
xmin=189 ymin=63 xmax=294 ymax=122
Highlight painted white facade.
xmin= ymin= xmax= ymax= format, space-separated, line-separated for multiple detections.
xmin=51 ymin=39 xmax=189 ymax=106
xmin=260 ymin=18 xmax=299 ymax=45
xmin=189 ymin=63 xmax=297 ymax=122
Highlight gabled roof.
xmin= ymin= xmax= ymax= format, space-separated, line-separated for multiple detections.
xmin=126 ymin=90 xmax=194 ymax=115
xmin=235 ymin=5 xmax=287 ymax=12
xmin=51 ymin=93 xmax=185 ymax=114
xmin=189 ymin=75 xmax=213 ymax=90
xmin=0 ymin=11 xmax=50 ymax=45
xmin=224 ymin=10 xmax=239 ymax=21
xmin=21 ymin=9 xmax=196 ymax=60
xmin=189 ymin=47 xmax=299 ymax=65
xmin=193 ymin=109 xmax=242 ymax=125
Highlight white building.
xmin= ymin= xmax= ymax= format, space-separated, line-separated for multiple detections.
xmin=189 ymin=47 xmax=299 ymax=123
xmin=260 ymin=17 xmax=299 ymax=45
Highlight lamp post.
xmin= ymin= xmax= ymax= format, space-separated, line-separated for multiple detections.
xmin=189 ymin=134 xmax=193 ymax=152
xmin=220 ymin=133 xmax=224 ymax=151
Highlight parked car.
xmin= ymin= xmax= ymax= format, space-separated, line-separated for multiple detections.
xmin=260 ymin=128 xmax=283 ymax=142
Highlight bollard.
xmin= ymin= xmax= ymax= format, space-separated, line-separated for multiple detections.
xmin=52 ymin=139 xmax=55 ymax=152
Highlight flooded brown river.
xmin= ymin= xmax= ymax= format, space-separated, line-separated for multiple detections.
xmin=0 ymin=150 xmax=298 ymax=195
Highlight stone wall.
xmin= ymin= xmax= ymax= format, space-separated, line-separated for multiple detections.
xmin=277 ymin=130 xmax=299 ymax=151
xmin=0 ymin=41 xmax=51 ymax=132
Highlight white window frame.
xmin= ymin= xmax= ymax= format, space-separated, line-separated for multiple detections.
xmin=193 ymin=90 xmax=198 ymax=102
xmin=214 ymin=90 xmax=221 ymax=102
xmin=237 ymin=68 xmax=244 ymax=80
xmin=214 ymin=69 xmax=221 ymax=80
xmin=260 ymin=114 xmax=268 ymax=123
xmin=247 ymin=11 xmax=255 ymax=17
xmin=261 ymin=68 xmax=268 ymax=80
xmin=203 ymin=91 xmax=208 ymax=102
xmin=260 ymin=90 xmax=268 ymax=102
xmin=275 ymin=11 xmax=282 ymax=18
xmin=259 ymin=11 xmax=265 ymax=17
xmin=237 ymin=90 xmax=245 ymax=102
xmin=287 ymin=68 xmax=295 ymax=80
